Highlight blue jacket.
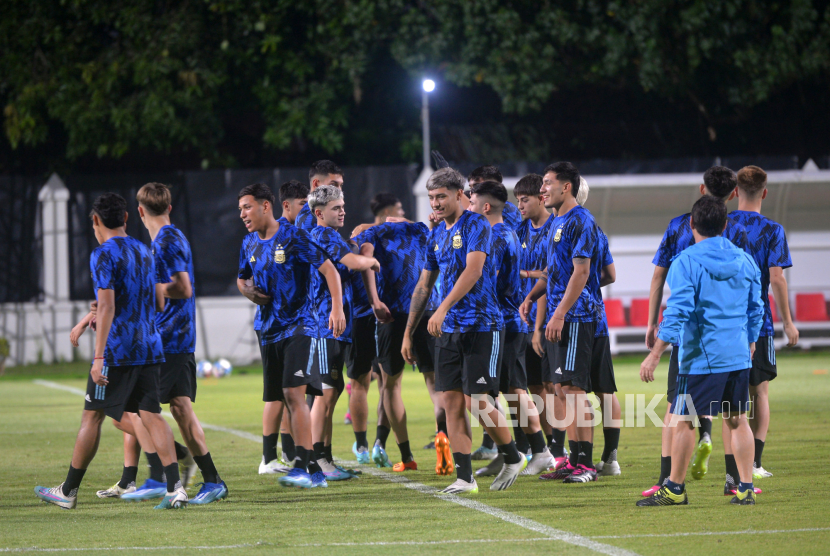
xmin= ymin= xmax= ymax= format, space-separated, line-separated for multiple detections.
xmin=658 ymin=236 xmax=764 ymax=375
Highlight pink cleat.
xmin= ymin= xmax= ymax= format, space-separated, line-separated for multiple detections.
xmin=641 ymin=484 xmax=661 ymax=497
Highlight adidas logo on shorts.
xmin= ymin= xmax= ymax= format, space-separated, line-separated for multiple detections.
xmin=555 ymin=367 xmax=562 ymax=375
xmin=476 ymin=377 xmax=487 ymax=384
xmin=294 ymin=370 xmax=303 ymax=377
xmin=85 ymin=394 xmax=91 ymax=402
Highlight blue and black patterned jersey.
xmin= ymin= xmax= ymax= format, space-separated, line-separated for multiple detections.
xmin=238 ymin=224 xmax=327 ymax=345
xmin=502 ymin=201 xmax=522 ymax=231
xmin=491 ymin=223 xmax=527 ymax=333
xmin=516 ymin=214 xmax=555 ymax=329
xmin=427 ymin=272 xmax=443 ymax=311
xmin=652 ymin=212 xmax=748 ymax=268
xmin=355 ymin=222 xmax=430 ymax=314
xmin=310 ymin=226 xmax=353 ymax=342
xmin=347 ymin=241 xmax=374 ymax=319
xmin=730 ymin=210 xmax=792 ymax=337
xmin=294 ymin=203 xmax=316 ymax=233
xmin=425 ymin=211 xmax=503 ymax=332
xmin=153 ymin=225 xmax=196 ymax=354
xmin=90 ymin=236 xmax=164 ymax=366
xmin=546 ymin=205 xmax=599 ymax=323
xmin=592 ymin=229 xmax=613 ymax=338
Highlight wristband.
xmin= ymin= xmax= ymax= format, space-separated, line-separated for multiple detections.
xmin=93 ymin=356 xmax=104 ymax=360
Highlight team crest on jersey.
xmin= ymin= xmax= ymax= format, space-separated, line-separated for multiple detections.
xmin=452 ymin=233 xmax=463 ymax=249
xmin=274 ymin=245 xmax=285 ymax=264
xmin=553 ymin=227 xmax=563 ymax=243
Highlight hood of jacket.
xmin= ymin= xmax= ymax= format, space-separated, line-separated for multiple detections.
xmin=683 ymin=236 xmax=744 ymax=280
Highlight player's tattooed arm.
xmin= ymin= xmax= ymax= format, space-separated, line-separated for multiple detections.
xmin=402 ymin=270 xmax=438 ymax=364
xmin=236 ymin=278 xmax=271 ymax=305
xmin=546 ymin=256 xmax=591 ymax=342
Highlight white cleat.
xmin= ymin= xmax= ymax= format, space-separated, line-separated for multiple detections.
xmin=753 ymin=465 xmax=773 ymax=479
xmin=474 ymin=454 xmax=504 ymax=477
xmin=521 ymin=449 xmax=555 ymax=475
xmin=153 ymin=485 xmax=189 ymax=509
xmin=490 ymin=456 xmax=528 ymax=491
xmin=439 ymin=478 xmax=479 ymax=494
xmin=595 ymin=460 xmax=621 ymax=476
xmin=96 ymin=482 xmax=136 ymax=498
xmin=259 ymin=456 xmax=292 ymax=474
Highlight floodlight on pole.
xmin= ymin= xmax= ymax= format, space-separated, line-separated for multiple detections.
xmin=421 ymin=79 xmax=435 ymax=168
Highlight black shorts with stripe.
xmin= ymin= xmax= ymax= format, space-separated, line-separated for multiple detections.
xmin=84 ymin=363 xmax=162 ymax=422
xmin=544 ymin=321 xmax=596 ymax=392
xmin=750 ymin=335 xmax=777 ymax=386
xmin=158 ymin=352 xmax=197 ymax=404
xmin=346 ymin=314 xmax=376 ymax=380
xmin=258 ymin=331 xmax=322 ymax=402
xmin=435 ymin=330 xmax=504 ymax=398
xmin=318 ymin=337 xmax=347 ymax=394
xmin=499 ymin=329 xmax=528 ymax=393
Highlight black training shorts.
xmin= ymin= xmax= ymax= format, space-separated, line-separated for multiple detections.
xmin=544 ymin=321 xmax=596 ymax=392
xmin=159 ymin=352 xmax=197 ymax=404
xmin=84 ymin=363 xmax=162 ymax=422
xmin=434 ymin=329 xmax=504 ymax=398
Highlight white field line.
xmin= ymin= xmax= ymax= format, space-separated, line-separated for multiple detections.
xmin=592 ymin=527 xmax=830 ymax=539
xmin=0 ymin=545 xmax=259 ymax=553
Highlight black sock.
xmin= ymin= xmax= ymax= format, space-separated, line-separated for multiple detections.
xmin=375 ymin=425 xmax=391 ymax=449
xmin=698 ymin=418 xmax=712 ymax=442
xmin=568 ymin=440 xmax=578 ymax=467
xmin=354 ymin=430 xmax=368 ymax=450
xmin=118 ymin=466 xmax=138 ymax=489
xmin=174 ymin=441 xmax=189 ymax=461
xmin=513 ymin=426 xmax=530 ymax=454
xmin=498 ymin=441 xmax=522 ymax=465
xmin=527 ymin=430 xmax=547 ymax=454
xmin=193 ymin=453 xmax=220 ymax=484
xmin=294 ymin=446 xmax=311 ymax=470
xmin=280 ymin=433 xmax=296 ymax=462
xmin=163 ymin=463 xmax=181 ymax=493
xmin=754 ymin=438 xmax=765 ymax=468
xmin=481 ymin=431 xmax=495 ymax=449
xmin=453 ymin=452 xmax=473 ymax=483
xmin=145 ymin=452 xmax=165 ymax=482
xmin=437 ymin=420 xmax=448 ymax=435
xmin=324 ymin=445 xmax=333 ymax=464
xmin=601 ymin=428 xmax=620 ymax=463
xmin=313 ymin=442 xmax=326 ymax=463
xmin=545 ymin=432 xmax=554 ymax=447
xmin=62 ymin=465 xmax=86 ymax=496
xmin=658 ymin=455 xmax=672 ymax=486
xmin=262 ymin=434 xmax=279 ymax=464
xmin=550 ymin=429 xmax=566 ymax=458
xmin=576 ymin=441 xmax=594 ymax=469
xmin=398 ymin=441 xmax=414 ymax=462
xmin=725 ymin=454 xmax=740 ymax=485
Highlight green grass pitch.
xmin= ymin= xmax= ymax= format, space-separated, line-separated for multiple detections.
xmin=2 ymin=351 xmax=829 ymax=555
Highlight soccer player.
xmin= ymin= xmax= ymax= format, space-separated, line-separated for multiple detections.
xmin=356 ymin=214 xmax=444 ymax=472
xmin=638 ymin=195 xmax=764 ymax=506
xmin=370 ymin=193 xmax=406 ymax=221
xmin=307 ymin=185 xmax=380 ymax=486
xmin=35 ymin=193 xmax=186 ymax=510
xmin=279 ymin=180 xmax=309 ymax=225
xmin=402 ymin=167 xmax=527 ymax=494
xmin=237 ymin=183 xmax=345 ymax=490
xmin=295 ymin=160 xmax=344 ymax=232
xmin=520 ymin=162 xmax=600 ymax=484
xmin=720 ymin=165 xmax=798 ymax=487
xmin=467 ymin=165 xmax=522 ymax=230
xmin=467 ymin=181 xmax=555 ymax=477
xmin=642 ymin=166 xmax=749 ymax=496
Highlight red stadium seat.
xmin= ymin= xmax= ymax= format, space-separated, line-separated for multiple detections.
xmin=795 ymin=293 xmax=829 ymax=322
xmin=629 ymin=298 xmax=662 ymax=326
xmin=604 ymin=299 xmax=627 ymax=327
xmin=768 ymin=294 xmax=780 ymax=323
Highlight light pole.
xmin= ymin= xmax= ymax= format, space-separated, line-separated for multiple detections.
xmin=422 ymin=79 xmax=435 ymax=169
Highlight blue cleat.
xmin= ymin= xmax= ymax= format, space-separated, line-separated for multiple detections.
xmin=372 ymin=444 xmax=393 ymax=468
xmin=311 ymin=471 xmax=328 ymax=488
xmin=34 ymin=484 xmax=77 ymax=510
xmin=278 ymin=468 xmax=313 ymax=489
xmin=324 ymin=466 xmax=357 ymax=481
xmin=189 ymin=481 xmax=228 ymax=505
xmin=471 ymin=445 xmax=499 ymax=460
xmin=352 ymin=442 xmax=372 ymax=465
xmin=120 ymin=478 xmax=167 ymax=501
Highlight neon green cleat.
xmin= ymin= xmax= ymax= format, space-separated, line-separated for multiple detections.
xmin=730 ymin=488 xmax=757 ymax=505
xmin=690 ymin=437 xmax=713 ymax=480
xmin=636 ymin=486 xmax=689 ymax=506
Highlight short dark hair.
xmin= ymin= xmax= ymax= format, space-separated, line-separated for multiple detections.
xmin=90 ymin=193 xmax=127 ymax=229
xmin=470 ymin=180 xmax=508 ymax=209
xmin=468 ymin=165 xmax=503 ymax=184
xmin=513 ymin=173 xmax=543 ymax=197
xmin=279 ymin=180 xmax=309 ymax=203
xmin=238 ymin=183 xmax=275 ymax=206
xmin=703 ymin=166 xmax=737 ymax=200
xmin=736 ymin=166 xmax=767 ymax=197
xmin=543 ymin=161 xmax=581 ymax=197
xmin=309 ymin=160 xmax=343 ymax=182
xmin=370 ymin=193 xmax=400 ymax=216
xmin=691 ymin=195 xmax=728 ymax=238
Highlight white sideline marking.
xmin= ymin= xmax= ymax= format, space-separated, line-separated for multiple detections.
xmin=592 ymin=527 xmax=830 ymax=539
xmin=31 ymin=380 xmax=639 ymax=555
xmin=0 ymin=545 xmax=258 ymax=553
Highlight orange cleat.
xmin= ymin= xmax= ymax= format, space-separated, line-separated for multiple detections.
xmin=393 ymin=460 xmax=418 ymax=472
xmin=435 ymin=431 xmax=454 ymax=475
